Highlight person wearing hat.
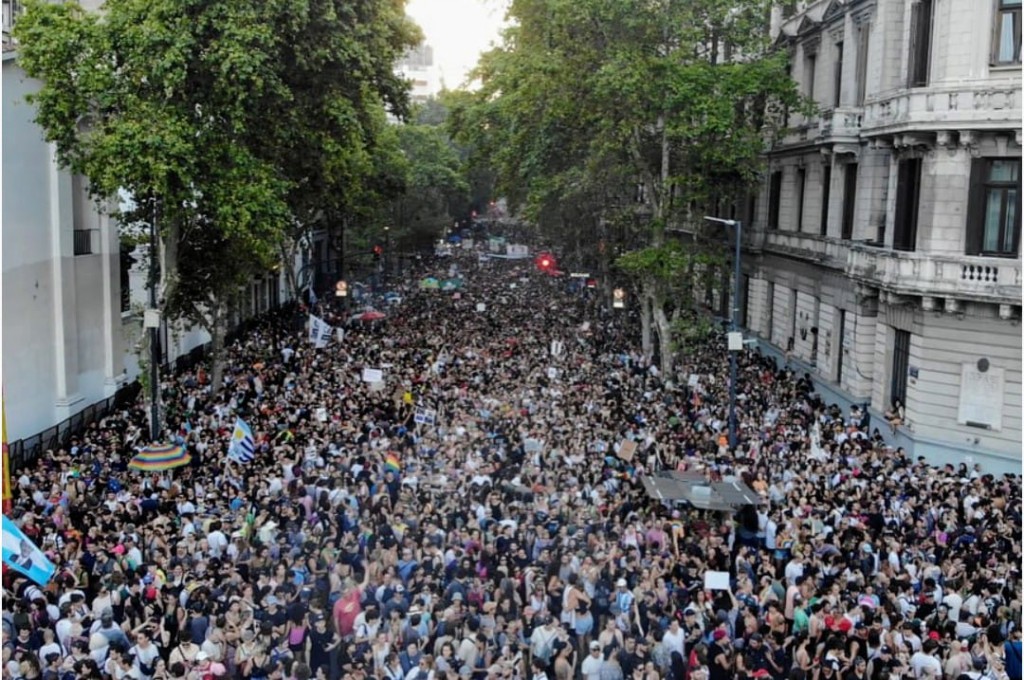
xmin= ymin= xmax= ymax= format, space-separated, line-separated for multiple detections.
xmin=90 ymin=607 xmax=130 ymax=649
xmin=582 ymin=641 xmax=604 ymax=680
xmin=613 ymin=579 xmax=636 ymax=634
xmin=708 ymin=628 xmax=732 ymax=680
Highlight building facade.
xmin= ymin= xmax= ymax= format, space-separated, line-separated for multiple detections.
xmin=3 ymin=41 xmax=296 ymax=444
xmin=395 ymin=43 xmax=442 ymax=104
xmin=743 ymin=0 xmax=1022 ymax=472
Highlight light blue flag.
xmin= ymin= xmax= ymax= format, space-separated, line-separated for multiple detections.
xmin=228 ymin=418 xmax=256 ymax=464
xmin=2 ymin=515 xmax=55 ymax=585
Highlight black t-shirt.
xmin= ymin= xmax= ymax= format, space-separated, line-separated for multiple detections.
xmin=708 ymin=642 xmax=732 ymax=680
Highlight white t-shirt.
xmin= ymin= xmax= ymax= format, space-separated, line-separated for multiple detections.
xmin=910 ymin=651 xmax=942 ymax=678
xmin=581 ymin=653 xmax=603 ymax=680
xmin=663 ymin=628 xmax=686 ymax=657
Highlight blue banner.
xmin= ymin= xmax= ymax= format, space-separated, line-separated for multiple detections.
xmin=1 ymin=514 xmax=56 ymax=585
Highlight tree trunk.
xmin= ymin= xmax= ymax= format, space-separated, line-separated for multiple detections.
xmin=640 ymin=280 xmax=653 ymax=360
xmin=208 ymin=297 xmax=227 ymax=394
xmin=653 ymin=295 xmax=674 ymax=377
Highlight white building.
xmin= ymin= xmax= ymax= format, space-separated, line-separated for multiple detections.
xmin=741 ymin=0 xmax=1022 ymax=472
xmin=2 ymin=27 xmax=296 ymax=446
xmin=395 ymin=43 xmax=442 ymax=104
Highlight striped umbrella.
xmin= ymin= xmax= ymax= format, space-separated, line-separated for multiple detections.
xmin=128 ymin=444 xmax=191 ymax=472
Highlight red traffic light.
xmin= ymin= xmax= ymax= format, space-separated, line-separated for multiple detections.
xmin=535 ymin=252 xmax=556 ymax=272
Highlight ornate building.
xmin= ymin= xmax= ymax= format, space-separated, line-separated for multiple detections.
xmin=742 ymin=0 xmax=1022 ymax=471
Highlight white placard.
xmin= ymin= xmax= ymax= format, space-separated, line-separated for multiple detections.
xmin=362 ymin=367 xmax=383 ymax=383
xmin=957 ymin=363 xmax=1004 ymax=431
xmin=687 ymin=374 xmax=700 ymax=388
xmin=316 ymin=407 xmax=328 ymax=422
xmin=727 ymin=331 xmax=743 ymax=351
xmin=476 ymin=303 xmax=486 ymax=312
xmin=550 ymin=340 xmax=564 ymax=357
xmin=546 ymin=366 xmax=558 ymax=380
xmin=524 ymin=438 xmax=543 ymax=453
xmin=704 ymin=571 xmax=731 ymax=591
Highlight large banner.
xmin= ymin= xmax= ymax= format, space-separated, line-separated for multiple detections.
xmin=2 ymin=515 xmax=55 ymax=585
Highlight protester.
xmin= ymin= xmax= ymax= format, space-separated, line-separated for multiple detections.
xmin=2 ymin=246 xmax=1020 ymax=680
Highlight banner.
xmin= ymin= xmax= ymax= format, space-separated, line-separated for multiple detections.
xmin=309 ymin=315 xmax=332 ymax=349
xmin=2 ymin=515 xmax=55 ymax=585
xmin=362 ymin=367 xmax=383 ymax=383
xmin=413 ymin=408 xmax=437 ymax=425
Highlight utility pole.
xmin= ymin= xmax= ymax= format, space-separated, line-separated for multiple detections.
xmin=704 ymin=216 xmax=743 ymax=451
xmin=147 ymin=200 xmax=161 ymax=442
xmin=383 ymin=225 xmax=391 ymax=289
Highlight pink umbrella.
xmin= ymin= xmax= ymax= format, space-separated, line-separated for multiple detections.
xmin=356 ymin=310 xmax=386 ymax=322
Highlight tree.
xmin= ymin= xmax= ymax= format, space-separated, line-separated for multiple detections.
xmin=14 ymin=0 xmax=419 ymax=398
xmin=449 ymin=0 xmax=805 ymax=376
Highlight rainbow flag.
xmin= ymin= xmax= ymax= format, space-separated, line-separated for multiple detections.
xmin=384 ymin=453 xmax=401 ymax=473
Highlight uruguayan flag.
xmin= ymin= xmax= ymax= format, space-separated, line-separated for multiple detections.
xmin=309 ymin=315 xmax=333 ymax=349
xmin=228 ymin=418 xmax=256 ymax=464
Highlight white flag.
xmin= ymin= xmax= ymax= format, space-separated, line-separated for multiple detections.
xmin=309 ymin=315 xmax=332 ymax=349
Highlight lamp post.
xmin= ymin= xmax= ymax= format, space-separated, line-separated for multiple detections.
xmin=703 ymin=216 xmax=743 ymax=451
xmin=146 ymin=201 xmax=161 ymax=443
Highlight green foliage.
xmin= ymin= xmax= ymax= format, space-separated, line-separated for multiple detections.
xmin=14 ymin=0 xmax=420 ymax=327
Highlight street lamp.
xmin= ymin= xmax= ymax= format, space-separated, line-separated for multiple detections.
xmin=704 ymin=216 xmax=743 ymax=451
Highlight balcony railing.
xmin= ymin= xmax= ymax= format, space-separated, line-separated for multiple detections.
xmin=818 ymin=107 xmax=863 ymax=142
xmin=846 ymin=243 xmax=1022 ymax=304
xmin=762 ymin=231 xmax=851 ymax=269
xmin=861 ymin=83 xmax=1022 ymax=135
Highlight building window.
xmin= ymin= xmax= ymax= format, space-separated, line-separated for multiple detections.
xmin=805 ymin=53 xmax=817 ymax=99
xmin=820 ymin=164 xmax=832 ymax=236
xmin=993 ymin=0 xmax=1022 ymax=64
xmin=967 ymin=158 xmax=1021 ymax=256
xmin=841 ymin=162 xmax=858 ymax=239
xmin=73 ymin=229 xmax=94 ymax=256
xmin=833 ymin=41 xmax=844 ymax=107
xmin=855 ymin=24 xmax=870 ymax=105
xmin=907 ymin=0 xmax=933 ymax=87
xmin=768 ymin=170 xmax=783 ymax=229
xmin=795 ymin=168 xmax=806 ymax=232
xmin=893 ymin=158 xmax=922 ymax=252
xmin=120 ymin=243 xmax=134 ymax=313
xmin=891 ymin=329 xmax=910 ymax=405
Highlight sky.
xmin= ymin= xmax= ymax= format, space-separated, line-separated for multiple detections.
xmin=405 ymin=0 xmax=510 ymax=90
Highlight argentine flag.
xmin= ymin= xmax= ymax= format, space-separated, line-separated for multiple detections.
xmin=228 ymin=418 xmax=256 ymax=464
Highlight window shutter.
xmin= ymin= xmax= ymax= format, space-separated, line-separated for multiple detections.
xmin=965 ymin=158 xmax=986 ymax=255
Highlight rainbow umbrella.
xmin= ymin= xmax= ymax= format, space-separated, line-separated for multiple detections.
xmin=128 ymin=444 xmax=191 ymax=472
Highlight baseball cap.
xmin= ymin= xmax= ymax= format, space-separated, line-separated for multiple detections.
xmin=590 ymin=642 xmax=601 ymax=651
xmin=616 ymin=578 xmax=628 ymax=587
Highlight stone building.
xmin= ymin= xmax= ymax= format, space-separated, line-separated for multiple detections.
xmin=742 ymin=0 xmax=1022 ymax=471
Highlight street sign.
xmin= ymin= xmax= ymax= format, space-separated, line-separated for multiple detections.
xmin=335 ymin=280 xmax=348 ymax=297
xmin=612 ymin=288 xmax=625 ymax=309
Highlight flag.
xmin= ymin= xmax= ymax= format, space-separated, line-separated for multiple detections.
xmin=384 ymin=453 xmax=401 ymax=473
xmin=228 ymin=418 xmax=256 ymax=464
xmin=2 ymin=515 xmax=55 ymax=585
xmin=309 ymin=315 xmax=332 ymax=349
xmin=1 ymin=395 xmax=10 ymax=514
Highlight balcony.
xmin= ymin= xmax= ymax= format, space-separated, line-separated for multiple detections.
xmin=762 ymin=231 xmax=851 ymax=270
xmin=846 ymin=243 xmax=1022 ymax=305
xmin=861 ymin=83 xmax=1022 ymax=137
xmin=818 ymin=107 xmax=863 ymax=144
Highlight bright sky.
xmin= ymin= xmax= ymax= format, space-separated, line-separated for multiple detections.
xmin=405 ymin=0 xmax=509 ymax=90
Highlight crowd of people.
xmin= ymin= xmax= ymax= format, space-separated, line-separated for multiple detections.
xmin=2 ymin=248 xmax=1021 ymax=680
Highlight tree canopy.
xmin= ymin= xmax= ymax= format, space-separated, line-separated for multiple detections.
xmin=449 ymin=0 xmax=806 ymax=375
xmin=14 ymin=0 xmax=420 ymax=392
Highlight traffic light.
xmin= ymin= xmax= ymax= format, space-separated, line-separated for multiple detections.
xmin=535 ymin=252 xmax=556 ymax=272
xmin=372 ymin=245 xmax=383 ymax=261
